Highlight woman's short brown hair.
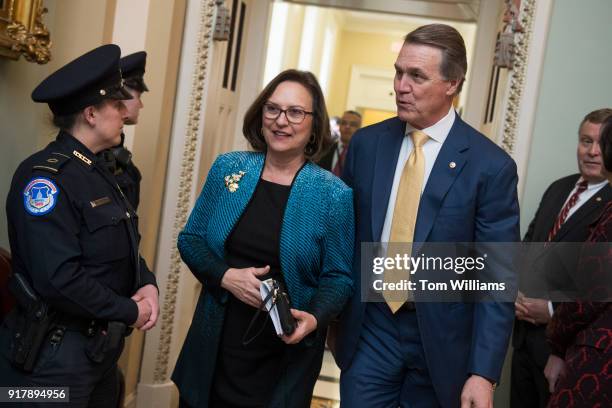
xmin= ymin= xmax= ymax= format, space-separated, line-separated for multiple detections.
xmin=50 ymin=99 xmax=110 ymax=131
xmin=243 ymin=69 xmax=331 ymax=161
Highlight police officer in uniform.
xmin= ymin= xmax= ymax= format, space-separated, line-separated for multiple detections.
xmin=99 ymin=51 xmax=150 ymax=407
xmin=99 ymin=51 xmax=149 ymax=210
xmin=0 ymin=44 xmax=158 ymax=407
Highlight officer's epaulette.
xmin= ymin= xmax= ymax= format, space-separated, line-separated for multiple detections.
xmin=32 ymin=152 xmax=71 ymax=174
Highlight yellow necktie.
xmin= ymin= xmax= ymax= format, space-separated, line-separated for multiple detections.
xmin=384 ymin=130 xmax=429 ymax=313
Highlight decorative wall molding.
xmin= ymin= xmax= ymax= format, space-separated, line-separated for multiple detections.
xmin=500 ymin=0 xmax=536 ymax=154
xmin=152 ymin=0 xmax=217 ymax=383
xmin=0 ymin=0 xmax=51 ymax=64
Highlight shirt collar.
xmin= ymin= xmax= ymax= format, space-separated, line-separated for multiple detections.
xmin=56 ymin=130 xmax=97 ymax=169
xmin=578 ymin=176 xmax=608 ymax=191
xmin=404 ymin=106 xmax=456 ymax=144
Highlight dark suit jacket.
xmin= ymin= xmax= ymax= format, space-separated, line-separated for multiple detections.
xmin=317 ymin=141 xmax=337 ymax=171
xmin=513 ymin=175 xmax=611 ymax=368
xmin=336 ymin=115 xmax=520 ymax=408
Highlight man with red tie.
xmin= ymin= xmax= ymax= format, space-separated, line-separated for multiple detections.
xmin=317 ymin=110 xmax=361 ymax=176
xmin=511 ymin=108 xmax=612 ymax=408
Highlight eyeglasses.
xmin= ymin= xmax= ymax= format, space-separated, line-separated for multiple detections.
xmin=263 ymin=103 xmax=313 ymax=124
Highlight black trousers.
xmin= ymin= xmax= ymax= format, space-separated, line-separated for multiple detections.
xmin=0 ymin=323 xmax=123 ymax=407
xmin=510 ymin=346 xmax=551 ymax=408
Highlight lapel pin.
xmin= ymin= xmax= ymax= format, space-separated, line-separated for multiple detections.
xmin=449 ymin=161 xmax=456 ymax=169
xmin=224 ymin=171 xmax=246 ymax=193
xmin=596 ymin=197 xmax=602 ymax=202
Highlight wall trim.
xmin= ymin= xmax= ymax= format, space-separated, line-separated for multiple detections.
xmin=499 ymin=0 xmax=536 ymax=154
xmin=500 ymin=0 xmax=554 ymax=198
xmin=152 ymin=0 xmax=217 ymax=383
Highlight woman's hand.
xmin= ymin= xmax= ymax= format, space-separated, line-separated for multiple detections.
xmin=132 ymin=298 xmax=152 ymax=329
xmin=544 ymin=354 xmax=567 ymax=393
xmin=131 ymin=284 xmax=159 ymax=331
xmin=220 ymin=265 xmax=270 ymax=308
xmin=281 ymin=309 xmax=318 ymax=344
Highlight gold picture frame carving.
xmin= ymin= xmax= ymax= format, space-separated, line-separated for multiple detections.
xmin=0 ymin=0 xmax=51 ymax=64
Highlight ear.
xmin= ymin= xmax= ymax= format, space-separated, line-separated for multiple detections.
xmin=83 ymin=106 xmax=97 ymax=127
xmin=445 ymin=78 xmax=461 ymax=96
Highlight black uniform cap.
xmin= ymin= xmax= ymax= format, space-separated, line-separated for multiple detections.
xmin=120 ymin=51 xmax=149 ymax=92
xmin=31 ymin=44 xmax=132 ymax=116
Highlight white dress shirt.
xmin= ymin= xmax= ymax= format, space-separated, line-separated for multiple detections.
xmin=380 ymin=107 xmax=456 ymax=243
xmin=563 ymin=178 xmax=608 ymax=220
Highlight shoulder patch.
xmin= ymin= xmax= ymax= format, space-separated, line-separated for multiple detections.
xmin=23 ymin=177 xmax=60 ymax=216
xmin=32 ymin=152 xmax=71 ymax=174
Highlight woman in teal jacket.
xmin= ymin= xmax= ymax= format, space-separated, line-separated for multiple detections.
xmin=172 ymin=70 xmax=354 ymax=408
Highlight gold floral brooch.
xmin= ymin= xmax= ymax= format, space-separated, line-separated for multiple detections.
xmin=224 ymin=171 xmax=246 ymax=192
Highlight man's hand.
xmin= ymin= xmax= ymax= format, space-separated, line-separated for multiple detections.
xmin=281 ymin=309 xmax=318 ymax=345
xmin=515 ymin=292 xmax=551 ymax=325
xmin=515 ymin=291 xmax=533 ymax=322
xmin=132 ymin=284 xmax=159 ymax=331
xmin=544 ymin=354 xmax=567 ymax=393
xmin=132 ymin=298 xmax=152 ymax=329
xmin=460 ymin=375 xmax=494 ymax=408
xmin=221 ymin=266 xmax=270 ymax=308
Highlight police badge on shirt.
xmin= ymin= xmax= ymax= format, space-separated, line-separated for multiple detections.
xmin=23 ymin=177 xmax=59 ymax=216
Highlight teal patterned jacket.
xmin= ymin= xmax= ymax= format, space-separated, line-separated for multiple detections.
xmin=172 ymin=151 xmax=354 ymax=407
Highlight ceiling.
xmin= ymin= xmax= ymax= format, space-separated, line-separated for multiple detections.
xmin=280 ymin=0 xmax=482 ymax=22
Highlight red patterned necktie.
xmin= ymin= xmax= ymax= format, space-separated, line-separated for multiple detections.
xmin=332 ymin=146 xmax=347 ymax=176
xmin=547 ymin=180 xmax=589 ymax=241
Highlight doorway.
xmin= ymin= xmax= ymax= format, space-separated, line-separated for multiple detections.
xmin=252 ymin=2 xmax=479 ymax=405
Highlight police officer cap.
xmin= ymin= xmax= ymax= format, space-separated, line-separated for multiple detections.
xmin=120 ymin=51 xmax=149 ymax=92
xmin=31 ymin=44 xmax=132 ymax=116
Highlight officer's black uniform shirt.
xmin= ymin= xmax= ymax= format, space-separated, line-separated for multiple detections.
xmin=6 ymin=131 xmax=156 ymax=325
xmin=99 ymin=141 xmax=142 ymax=211
xmin=117 ymin=161 xmax=142 ymax=210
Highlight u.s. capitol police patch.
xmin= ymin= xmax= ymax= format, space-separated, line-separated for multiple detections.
xmin=23 ymin=177 xmax=59 ymax=216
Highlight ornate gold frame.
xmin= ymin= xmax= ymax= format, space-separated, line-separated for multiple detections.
xmin=0 ymin=0 xmax=51 ymax=64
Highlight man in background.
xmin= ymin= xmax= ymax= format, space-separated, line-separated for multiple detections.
xmin=318 ymin=110 xmax=362 ymax=176
xmin=511 ymin=108 xmax=612 ymax=408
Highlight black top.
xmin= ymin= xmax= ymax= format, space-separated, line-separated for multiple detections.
xmin=212 ymin=179 xmax=291 ymax=408
xmin=224 ymin=179 xmax=289 ymax=278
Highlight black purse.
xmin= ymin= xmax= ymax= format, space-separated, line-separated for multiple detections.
xmin=242 ymin=279 xmax=297 ymax=345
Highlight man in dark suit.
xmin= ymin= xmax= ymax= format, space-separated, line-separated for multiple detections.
xmin=511 ymin=108 xmax=612 ymax=408
xmin=335 ymin=24 xmax=520 ymax=408
xmin=318 ymin=110 xmax=361 ymax=176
